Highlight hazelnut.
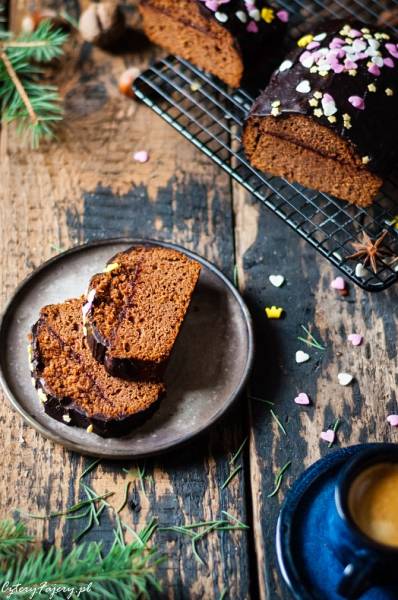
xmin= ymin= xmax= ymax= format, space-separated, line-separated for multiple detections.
xmin=78 ymin=1 xmax=126 ymax=49
xmin=118 ymin=66 xmax=141 ymax=98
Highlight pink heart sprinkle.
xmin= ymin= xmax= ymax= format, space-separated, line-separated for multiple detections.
xmin=386 ymin=43 xmax=398 ymax=59
xmin=348 ymin=333 xmax=363 ymax=347
xmin=348 ymin=95 xmax=365 ymax=110
xmin=368 ymin=64 xmax=380 ymax=76
xmin=330 ymin=37 xmax=344 ymax=49
xmin=387 ymin=415 xmax=398 ymax=427
xmin=307 ymin=41 xmax=320 ymax=50
xmin=344 ymin=59 xmax=357 ymax=70
xmin=276 ymin=9 xmax=289 ymax=23
xmin=246 ymin=20 xmax=258 ymax=33
xmin=331 ymin=276 xmax=346 ymax=290
xmin=320 ymin=429 xmax=335 ymax=444
xmin=384 ymin=57 xmax=395 ymax=68
xmin=294 ymin=393 xmax=310 ymax=405
xmin=331 ymin=62 xmax=344 ymax=74
xmin=133 ymin=150 xmax=149 ymax=163
xmin=349 ymin=29 xmax=361 ymax=38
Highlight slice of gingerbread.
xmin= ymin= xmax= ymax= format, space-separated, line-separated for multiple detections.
xmin=243 ymin=22 xmax=398 ymax=206
xmin=30 ymin=298 xmax=164 ymax=438
xmin=139 ymin=0 xmax=288 ymax=89
xmin=84 ymin=245 xmax=201 ymax=380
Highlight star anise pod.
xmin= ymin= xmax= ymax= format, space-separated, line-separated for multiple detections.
xmin=347 ymin=230 xmax=395 ymax=273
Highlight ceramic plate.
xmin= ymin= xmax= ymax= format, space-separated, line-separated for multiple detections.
xmin=0 ymin=239 xmax=254 ymax=459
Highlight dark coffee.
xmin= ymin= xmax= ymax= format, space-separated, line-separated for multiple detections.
xmin=348 ymin=462 xmax=398 ymax=548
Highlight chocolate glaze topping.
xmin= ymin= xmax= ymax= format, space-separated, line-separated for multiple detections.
xmin=196 ymin=1 xmax=288 ymax=87
xmin=249 ymin=21 xmax=398 ymax=176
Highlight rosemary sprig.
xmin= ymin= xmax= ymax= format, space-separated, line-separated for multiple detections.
xmin=117 ymin=481 xmax=132 ymax=513
xmin=159 ymin=512 xmax=248 ymax=565
xmin=267 ymin=461 xmax=291 ymax=498
xmin=21 ymin=491 xmax=113 ymax=520
xmin=230 ymin=436 xmax=248 ymax=466
xmin=248 ymin=395 xmax=274 ymax=406
xmin=297 ymin=325 xmax=325 ymax=351
xmin=80 ymin=458 xmax=101 ymax=479
xmin=221 ymin=465 xmax=242 ymax=490
xmin=123 ymin=465 xmax=150 ymax=497
xmin=329 ymin=418 xmax=341 ymax=448
xmin=270 ymin=409 xmax=287 ymax=436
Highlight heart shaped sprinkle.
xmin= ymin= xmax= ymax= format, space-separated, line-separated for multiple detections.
xmin=246 ymin=20 xmax=258 ymax=33
xmin=276 ymin=9 xmax=289 ymax=22
xmin=348 ymin=95 xmax=365 ymax=110
xmin=387 ymin=415 xmax=398 ymax=427
xmin=279 ymin=59 xmax=293 ymax=72
xmin=331 ymin=276 xmax=346 ymax=290
xmin=338 ymin=372 xmax=353 ymax=386
xmin=320 ymin=429 xmax=335 ymax=443
xmin=296 ymin=80 xmax=311 ymax=94
xmin=321 ymin=93 xmax=337 ymax=116
xmin=294 ymin=393 xmax=310 ymax=405
xmin=348 ymin=333 xmax=363 ymax=347
xmin=133 ymin=150 xmax=149 ymax=163
xmin=215 ymin=11 xmax=228 ymax=23
xmin=269 ymin=274 xmax=285 ymax=288
xmin=296 ymin=351 xmax=310 ymax=364
xmin=355 ymin=263 xmax=367 ymax=278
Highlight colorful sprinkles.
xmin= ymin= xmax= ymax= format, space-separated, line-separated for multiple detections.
xmin=272 ymin=23 xmax=396 ymax=139
xmin=198 ymin=1 xmax=289 ymax=31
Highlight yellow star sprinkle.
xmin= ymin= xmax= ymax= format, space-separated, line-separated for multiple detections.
xmin=386 ymin=88 xmax=394 ymax=96
xmin=265 ymin=306 xmax=284 ymax=319
xmin=261 ymin=7 xmax=274 ymax=23
xmin=297 ymin=34 xmax=314 ymax=48
xmin=368 ymin=83 xmax=376 ymax=92
xmin=362 ymin=156 xmax=370 ymax=164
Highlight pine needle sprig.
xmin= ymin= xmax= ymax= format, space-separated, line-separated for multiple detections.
xmin=0 ymin=520 xmax=34 ymax=563
xmin=0 ymin=20 xmax=67 ymax=147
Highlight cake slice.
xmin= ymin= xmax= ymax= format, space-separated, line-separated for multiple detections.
xmin=30 ymin=298 xmax=164 ymax=437
xmin=243 ymin=22 xmax=398 ymax=206
xmin=84 ymin=245 xmax=201 ymax=380
xmin=139 ymin=0 xmax=288 ymax=89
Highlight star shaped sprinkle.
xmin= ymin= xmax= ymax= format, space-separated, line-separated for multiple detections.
xmin=347 ymin=230 xmax=394 ymax=273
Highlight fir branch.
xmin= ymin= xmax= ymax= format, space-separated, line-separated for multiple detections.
xmin=0 ymin=520 xmax=34 ymax=563
xmin=0 ymin=20 xmax=67 ymax=147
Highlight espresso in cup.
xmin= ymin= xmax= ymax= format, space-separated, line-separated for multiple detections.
xmin=348 ymin=462 xmax=398 ymax=548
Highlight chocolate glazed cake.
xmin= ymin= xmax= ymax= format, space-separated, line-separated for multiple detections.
xmin=30 ymin=298 xmax=165 ymax=438
xmin=139 ymin=0 xmax=289 ymax=89
xmin=243 ymin=22 xmax=398 ymax=206
xmin=84 ymin=246 xmax=201 ymax=380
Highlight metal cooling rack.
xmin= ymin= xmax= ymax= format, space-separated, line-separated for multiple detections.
xmin=134 ymin=0 xmax=398 ymax=292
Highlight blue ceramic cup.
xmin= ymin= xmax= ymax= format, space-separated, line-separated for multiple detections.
xmin=328 ymin=444 xmax=398 ymax=599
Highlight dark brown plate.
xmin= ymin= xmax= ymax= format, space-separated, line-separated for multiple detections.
xmin=0 ymin=239 xmax=254 ymax=459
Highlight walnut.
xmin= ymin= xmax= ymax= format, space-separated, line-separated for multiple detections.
xmin=78 ymin=2 xmax=126 ymax=49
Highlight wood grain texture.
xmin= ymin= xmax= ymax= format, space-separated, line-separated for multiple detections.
xmin=233 ymin=185 xmax=398 ymax=598
xmin=2 ymin=0 xmax=398 ymax=599
xmin=0 ymin=2 xmax=251 ymax=598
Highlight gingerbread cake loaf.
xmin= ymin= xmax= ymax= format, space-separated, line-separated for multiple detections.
xmin=84 ymin=245 xmax=201 ymax=380
xmin=243 ymin=22 xmax=398 ymax=206
xmin=30 ymin=298 xmax=164 ymax=437
xmin=139 ymin=0 xmax=289 ymax=88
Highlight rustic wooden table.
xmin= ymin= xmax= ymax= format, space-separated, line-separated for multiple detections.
xmin=1 ymin=2 xmax=398 ymax=598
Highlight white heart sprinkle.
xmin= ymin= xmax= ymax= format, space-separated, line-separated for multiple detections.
xmin=355 ymin=263 xmax=367 ymax=278
xmin=279 ymin=59 xmax=293 ymax=72
xmin=313 ymin=32 xmax=327 ymax=42
xmin=338 ymin=372 xmax=353 ymax=386
xmin=235 ymin=10 xmax=247 ymax=23
xmin=269 ymin=274 xmax=285 ymax=288
xmin=249 ymin=8 xmax=260 ymax=21
xmin=215 ymin=11 xmax=228 ymax=23
xmin=296 ymin=80 xmax=311 ymax=94
xmin=296 ymin=351 xmax=310 ymax=364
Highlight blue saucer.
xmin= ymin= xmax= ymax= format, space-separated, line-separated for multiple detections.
xmin=276 ymin=444 xmax=398 ymax=600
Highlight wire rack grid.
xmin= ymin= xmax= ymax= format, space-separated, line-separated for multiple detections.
xmin=134 ymin=0 xmax=398 ymax=292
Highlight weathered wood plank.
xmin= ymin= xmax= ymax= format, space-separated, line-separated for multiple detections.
xmin=0 ymin=4 xmax=252 ymax=598
xmin=233 ymin=183 xmax=398 ymax=599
